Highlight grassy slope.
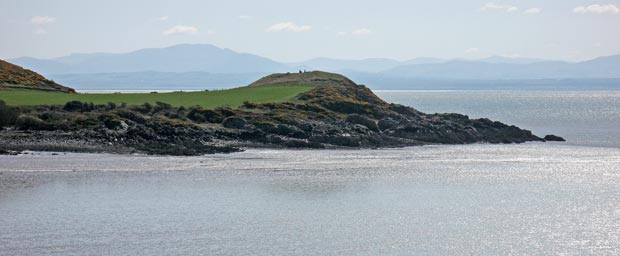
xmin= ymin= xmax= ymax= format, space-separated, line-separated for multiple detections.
xmin=0 ymin=60 xmax=75 ymax=93
xmin=0 ymin=85 xmax=313 ymax=108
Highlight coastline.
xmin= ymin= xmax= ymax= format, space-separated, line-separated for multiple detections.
xmin=1 ymin=72 xmax=560 ymax=156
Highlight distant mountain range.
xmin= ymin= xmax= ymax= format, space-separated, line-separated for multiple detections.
xmin=10 ymin=44 xmax=288 ymax=74
xmin=7 ymin=44 xmax=620 ymax=90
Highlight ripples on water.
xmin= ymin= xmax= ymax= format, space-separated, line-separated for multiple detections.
xmin=2 ymin=144 xmax=620 ymax=255
xmin=2 ymin=90 xmax=620 ymax=255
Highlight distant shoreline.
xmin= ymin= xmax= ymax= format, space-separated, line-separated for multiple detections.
xmin=47 ymin=75 xmax=620 ymax=92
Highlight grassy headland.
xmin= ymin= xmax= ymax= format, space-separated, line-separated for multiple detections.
xmin=0 ymin=85 xmax=313 ymax=108
xmin=1 ymin=70 xmax=555 ymax=156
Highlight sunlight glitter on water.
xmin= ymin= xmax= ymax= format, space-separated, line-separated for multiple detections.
xmin=1 ymin=144 xmax=620 ymax=255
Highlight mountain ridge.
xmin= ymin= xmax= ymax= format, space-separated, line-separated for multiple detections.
xmin=10 ymin=44 xmax=289 ymax=74
xmin=8 ymin=44 xmax=620 ymax=89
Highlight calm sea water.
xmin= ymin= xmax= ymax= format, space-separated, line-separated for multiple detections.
xmin=1 ymin=90 xmax=620 ymax=255
xmin=376 ymin=90 xmax=620 ymax=148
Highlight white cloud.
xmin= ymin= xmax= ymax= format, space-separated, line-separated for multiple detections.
xmin=152 ymin=16 xmax=169 ymax=22
xmin=574 ymin=4 xmax=619 ymax=14
xmin=339 ymin=28 xmax=372 ymax=36
xmin=162 ymin=25 xmax=199 ymax=35
xmin=466 ymin=48 xmax=480 ymax=53
xmin=524 ymin=8 xmax=542 ymax=14
xmin=507 ymin=6 xmax=519 ymax=12
xmin=30 ymin=16 xmax=56 ymax=25
xmin=267 ymin=22 xmax=312 ymax=32
xmin=480 ymin=3 xmax=519 ymax=12
xmin=351 ymin=28 xmax=371 ymax=35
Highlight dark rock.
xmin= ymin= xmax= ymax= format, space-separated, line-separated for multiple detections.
xmin=378 ymin=118 xmax=399 ymax=131
xmin=544 ymin=135 xmax=566 ymax=142
xmin=222 ymin=117 xmax=246 ymax=129
xmin=388 ymin=104 xmax=420 ymax=116
xmin=265 ymin=134 xmax=285 ymax=144
xmin=284 ymin=139 xmax=325 ymax=149
xmin=274 ymin=124 xmax=302 ymax=136
xmin=116 ymin=110 xmax=146 ymax=124
xmin=346 ymin=114 xmax=378 ymax=132
xmin=187 ymin=107 xmax=224 ymax=123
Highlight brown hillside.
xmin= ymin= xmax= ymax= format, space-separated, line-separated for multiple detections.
xmin=0 ymin=60 xmax=75 ymax=93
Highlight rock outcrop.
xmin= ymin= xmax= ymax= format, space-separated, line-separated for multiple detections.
xmin=544 ymin=134 xmax=566 ymax=142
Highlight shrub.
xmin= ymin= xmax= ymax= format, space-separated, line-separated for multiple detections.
xmin=154 ymin=101 xmax=172 ymax=112
xmin=39 ymin=111 xmax=65 ymax=122
xmin=0 ymin=100 xmax=18 ymax=129
xmin=63 ymin=101 xmax=95 ymax=112
xmin=187 ymin=106 xmax=224 ymax=123
xmin=116 ymin=110 xmax=146 ymax=124
xmin=98 ymin=114 xmax=124 ymax=130
xmin=15 ymin=115 xmax=47 ymax=130
xmin=71 ymin=114 xmax=100 ymax=128
xmin=64 ymin=101 xmax=84 ymax=111
xmin=242 ymin=101 xmax=257 ymax=108
xmin=136 ymin=102 xmax=153 ymax=114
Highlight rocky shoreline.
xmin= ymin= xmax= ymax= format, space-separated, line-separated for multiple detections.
xmin=0 ymin=72 xmax=563 ymax=156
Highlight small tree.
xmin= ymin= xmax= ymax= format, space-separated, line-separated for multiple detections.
xmin=0 ymin=100 xmax=18 ymax=129
xmin=63 ymin=100 xmax=84 ymax=112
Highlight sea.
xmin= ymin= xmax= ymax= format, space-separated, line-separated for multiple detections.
xmin=1 ymin=90 xmax=619 ymax=255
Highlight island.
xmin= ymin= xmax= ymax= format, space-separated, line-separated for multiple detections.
xmin=0 ymin=60 xmax=563 ymax=155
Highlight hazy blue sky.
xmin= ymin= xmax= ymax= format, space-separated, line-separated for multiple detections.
xmin=1 ymin=0 xmax=619 ymax=62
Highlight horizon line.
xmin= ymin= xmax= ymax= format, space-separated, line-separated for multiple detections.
xmin=6 ymin=42 xmax=614 ymax=64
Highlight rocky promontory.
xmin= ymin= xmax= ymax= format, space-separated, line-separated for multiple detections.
xmin=0 ymin=71 xmax=561 ymax=155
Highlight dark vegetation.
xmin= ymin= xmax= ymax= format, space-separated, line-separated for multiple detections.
xmin=0 ymin=100 xmax=18 ymax=129
xmin=0 ymin=71 xmax=562 ymax=155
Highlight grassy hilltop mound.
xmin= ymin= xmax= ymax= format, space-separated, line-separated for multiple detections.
xmin=0 ymin=71 xmax=556 ymax=155
xmin=249 ymin=71 xmax=357 ymax=87
xmin=0 ymin=60 xmax=75 ymax=93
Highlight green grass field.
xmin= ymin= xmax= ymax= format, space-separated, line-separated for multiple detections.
xmin=0 ymin=85 xmax=313 ymax=108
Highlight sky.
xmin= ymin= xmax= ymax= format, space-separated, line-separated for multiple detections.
xmin=1 ymin=0 xmax=619 ymax=62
